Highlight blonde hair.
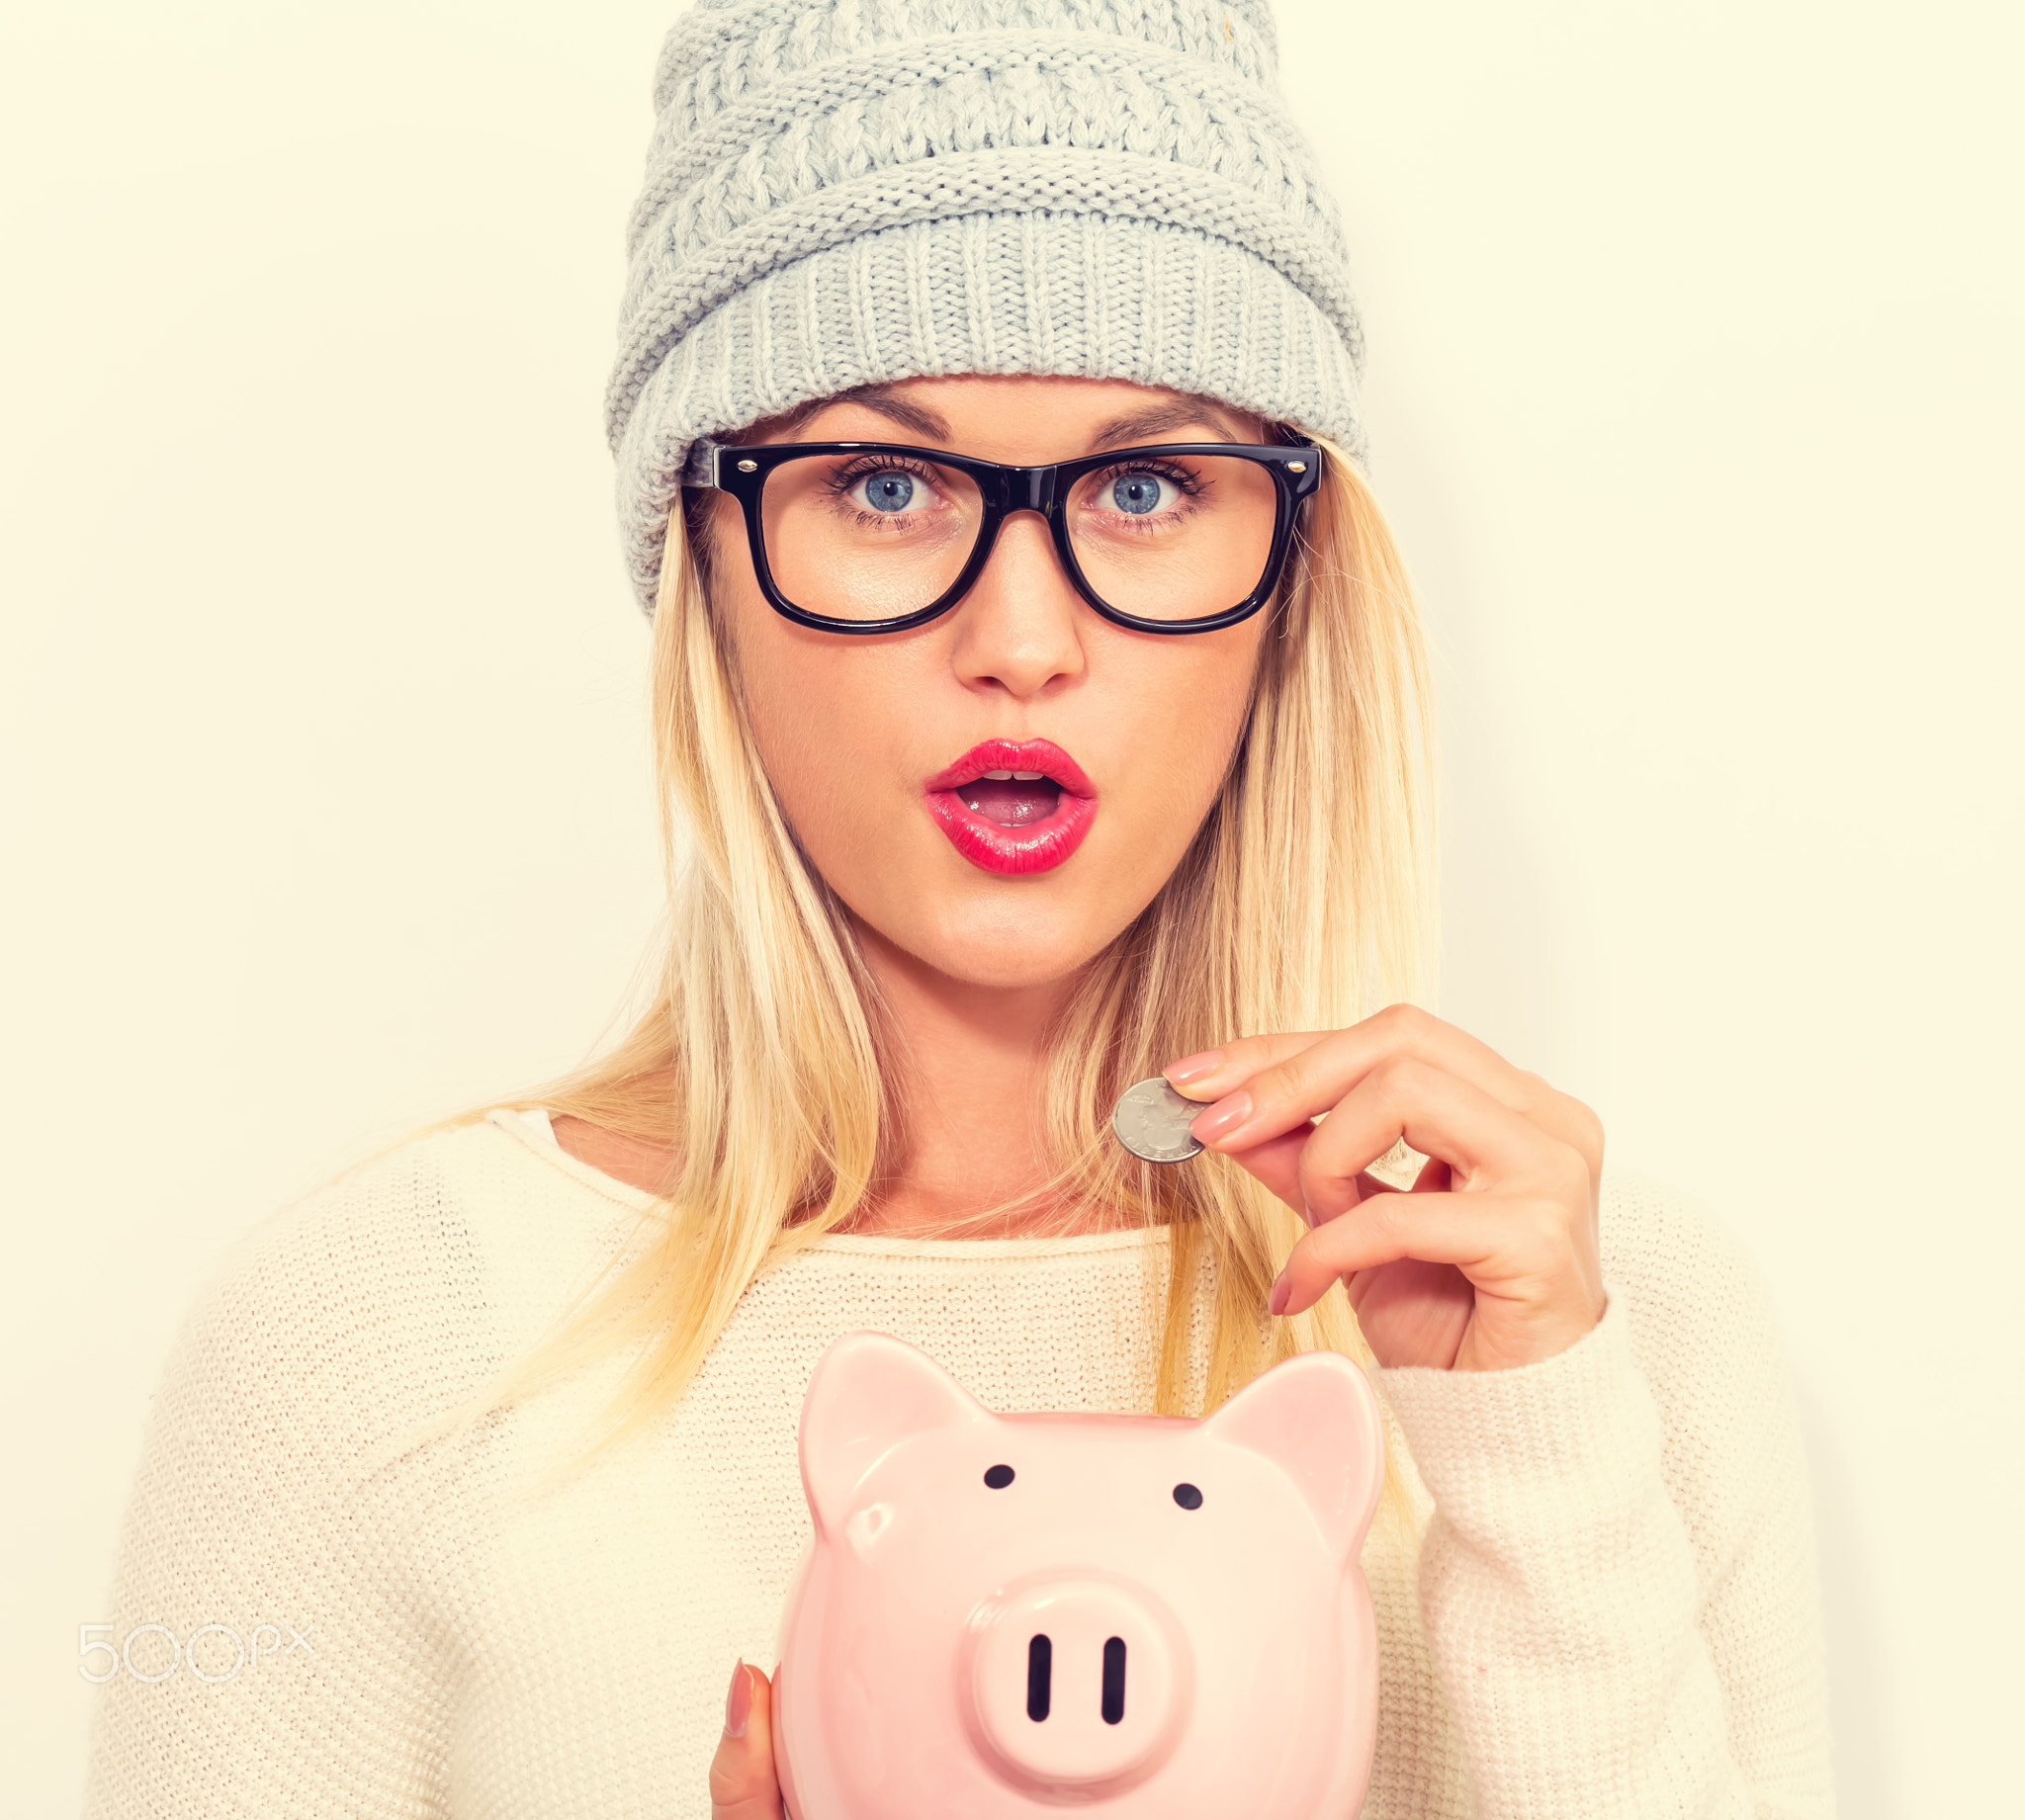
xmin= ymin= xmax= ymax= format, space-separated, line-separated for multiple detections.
xmin=486 ymin=434 xmax=1434 ymax=1446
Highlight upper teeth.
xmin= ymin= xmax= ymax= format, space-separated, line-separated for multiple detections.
xmin=981 ymin=769 xmax=1047 ymax=781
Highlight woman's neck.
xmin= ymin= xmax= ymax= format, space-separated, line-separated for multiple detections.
xmin=845 ymin=921 xmax=1081 ymax=1237
xmin=552 ymin=922 xmax=1102 ymax=1239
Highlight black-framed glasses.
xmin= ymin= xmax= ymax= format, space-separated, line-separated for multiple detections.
xmin=682 ymin=438 xmax=1323 ymax=635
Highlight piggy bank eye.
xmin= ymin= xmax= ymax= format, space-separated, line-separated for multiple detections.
xmin=984 ymin=1464 xmax=1015 ymax=1489
xmin=1172 ymin=1482 xmax=1203 ymax=1510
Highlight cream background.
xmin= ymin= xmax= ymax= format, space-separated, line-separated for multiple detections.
xmin=2 ymin=2 xmax=2018 ymax=1813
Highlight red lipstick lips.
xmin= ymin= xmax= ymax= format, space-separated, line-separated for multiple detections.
xmin=924 ymin=738 xmax=1098 ymax=876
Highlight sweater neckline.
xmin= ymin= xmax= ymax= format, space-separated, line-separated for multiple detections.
xmin=481 ymin=1108 xmax=1171 ymax=1260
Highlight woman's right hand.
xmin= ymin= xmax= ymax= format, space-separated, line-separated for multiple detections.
xmin=710 ymin=1660 xmax=784 ymax=1820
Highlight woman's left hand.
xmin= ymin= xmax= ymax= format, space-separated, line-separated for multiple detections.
xmin=1166 ymin=1005 xmax=1607 ymax=1372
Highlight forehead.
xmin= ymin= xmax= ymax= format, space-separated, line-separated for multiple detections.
xmin=760 ymin=375 xmax=1267 ymax=462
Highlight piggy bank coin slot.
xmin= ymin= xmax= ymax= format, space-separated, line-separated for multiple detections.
xmin=1101 ymin=1637 xmax=1127 ymax=1724
xmin=984 ymin=1463 xmax=1015 ymax=1489
xmin=1172 ymin=1482 xmax=1203 ymax=1510
xmin=1026 ymin=1634 xmax=1052 ymax=1721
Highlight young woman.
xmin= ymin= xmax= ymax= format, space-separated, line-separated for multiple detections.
xmin=84 ymin=4 xmax=1833 ymax=1816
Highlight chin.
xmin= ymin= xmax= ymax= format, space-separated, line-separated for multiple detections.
xmin=878 ymin=887 xmax=1142 ymax=994
xmin=921 ymin=942 xmax=1100 ymax=994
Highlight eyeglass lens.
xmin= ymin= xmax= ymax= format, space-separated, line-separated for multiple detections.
xmin=756 ymin=450 xmax=1280 ymax=624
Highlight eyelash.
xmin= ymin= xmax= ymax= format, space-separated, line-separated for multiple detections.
xmin=825 ymin=455 xmax=941 ymax=505
xmin=1082 ymin=458 xmax=1203 ymax=503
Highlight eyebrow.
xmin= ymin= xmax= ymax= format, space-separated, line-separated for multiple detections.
xmin=803 ymin=386 xmax=952 ymax=441
xmin=795 ymin=387 xmax=1256 ymax=453
xmin=1087 ymin=399 xmax=1256 ymax=448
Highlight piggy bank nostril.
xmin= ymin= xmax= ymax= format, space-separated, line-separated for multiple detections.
xmin=1173 ymin=1483 xmax=1203 ymax=1510
xmin=968 ymin=1579 xmax=1186 ymax=1789
xmin=984 ymin=1464 xmax=1015 ymax=1489
xmin=1101 ymin=1636 xmax=1127 ymax=1724
xmin=1025 ymin=1634 xmax=1052 ymax=1721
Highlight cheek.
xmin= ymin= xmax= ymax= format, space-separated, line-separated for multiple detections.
xmin=1114 ymin=629 xmax=1266 ymax=822
xmin=737 ymin=633 xmax=847 ymax=821
xmin=720 ymin=576 xmax=916 ymax=872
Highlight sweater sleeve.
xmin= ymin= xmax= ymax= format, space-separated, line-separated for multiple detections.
xmin=1374 ymin=1175 xmax=1835 ymax=1819
xmin=80 ymin=1144 xmax=495 ymax=1820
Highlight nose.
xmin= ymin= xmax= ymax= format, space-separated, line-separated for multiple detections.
xmin=945 ymin=512 xmax=1087 ymax=701
xmin=968 ymin=1577 xmax=1189 ymax=1794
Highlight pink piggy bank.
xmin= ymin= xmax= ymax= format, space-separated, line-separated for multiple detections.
xmin=774 ymin=1331 xmax=1386 ymax=1819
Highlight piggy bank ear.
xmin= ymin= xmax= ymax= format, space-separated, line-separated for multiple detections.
xmin=799 ymin=1331 xmax=990 ymax=1535
xmin=1203 ymin=1350 xmax=1385 ymax=1560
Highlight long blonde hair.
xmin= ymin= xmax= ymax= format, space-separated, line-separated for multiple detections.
xmin=488 ymin=432 xmax=1434 ymax=1446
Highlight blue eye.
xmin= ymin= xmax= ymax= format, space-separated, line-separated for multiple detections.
xmin=1110 ymin=473 xmax=1168 ymax=515
xmin=854 ymin=471 xmax=916 ymax=513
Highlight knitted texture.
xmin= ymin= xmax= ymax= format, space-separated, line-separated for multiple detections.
xmin=83 ymin=1116 xmax=1834 ymax=1817
xmin=609 ymin=0 xmax=1366 ymax=613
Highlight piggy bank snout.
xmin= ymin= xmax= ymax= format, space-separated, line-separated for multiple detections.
xmin=968 ymin=1578 xmax=1189 ymax=1795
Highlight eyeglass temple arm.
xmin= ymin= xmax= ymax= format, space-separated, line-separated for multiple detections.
xmin=680 ymin=439 xmax=724 ymax=488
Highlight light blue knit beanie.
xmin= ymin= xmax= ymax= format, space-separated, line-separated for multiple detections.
xmin=608 ymin=0 xmax=1363 ymax=614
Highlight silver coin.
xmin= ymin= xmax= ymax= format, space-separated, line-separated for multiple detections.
xmin=1110 ymin=1077 xmax=1205 ymax=1164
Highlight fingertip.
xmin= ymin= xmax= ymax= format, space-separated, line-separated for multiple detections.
xmin=723 ymin=1659 xmax=775 ymax=1745
xmin=724 ymin=1659 xmax=752 ymax=1739
xmin=1186 ymin=1090 xmax=1254 ymax=1146
xmin=711 ymin=1660 xmax=783 ymax=1814
xmin=1163 ymin=1048 xmax=1224 ymax=1087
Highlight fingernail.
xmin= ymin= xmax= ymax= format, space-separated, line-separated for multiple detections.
xmin=724 ymin=1660 xmax=750 ymax=1738
xmin=1164 ymin=1049 xmax=1224 ymax=1085
xmin=1268 ymin=1270 xmax=1291 ymax=1317
xmin=1189 ymin=1090 xmax=1252 ymax=1144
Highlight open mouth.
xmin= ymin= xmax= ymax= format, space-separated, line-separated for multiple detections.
xmin=923 ymin=738 xmax=1099 ymax=876
xmin=954 ymin=769 xmax=1062 ymax=827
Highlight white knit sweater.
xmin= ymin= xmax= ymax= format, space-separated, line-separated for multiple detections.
xmin=82 ymin=1112 xmax=1833 ymax=1818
